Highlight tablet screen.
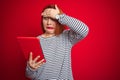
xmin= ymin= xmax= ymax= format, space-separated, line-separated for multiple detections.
xmin=17 ymin=37 xmax=46 ymax=62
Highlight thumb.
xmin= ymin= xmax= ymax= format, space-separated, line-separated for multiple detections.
xmin=55 ymin=4 xmax=59 ymax=11
xmin=29 ymin=52 xmax=33 ymax=61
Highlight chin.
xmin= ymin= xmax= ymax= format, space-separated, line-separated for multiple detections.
xmin=45 ymin=30 xmax=55 ymax=34
xmin=46 ymin=31 xmax=55 ymax=34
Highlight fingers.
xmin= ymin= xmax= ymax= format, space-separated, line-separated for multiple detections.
xmin=33 ymin=55 xmax=40 ymax=63
xmin=35 ymin=59 xmax=45 ymax=68
xmin=41 ymin=12 xmax=45 ymax=16
xmin=34 ymin=62 xmax=45 ymax=69
xmin=42 ymin=9 xmax=51 ymax=15
xmin=41 ymin=5 xmax=60 ymax=19
xmin=41 ymin=13 xmax=44 ymax=16
xmin=38 ymin=61 xmax=45 ymax=68
xmin=31 ymin=59 xmax=45 ymax=70
xmin=55 ymin=4 xmax=59 ymax=10
xmin=36 ymin=59 xmax=45 ymax=66
xmin=28 ymin=52 xmax=45 ymax=70
xmin=29 ymin=52 xmax=32 ymax=62
xmin=41 ymin=12 xmax=49 ymax=17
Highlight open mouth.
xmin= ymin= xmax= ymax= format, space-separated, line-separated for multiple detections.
xmin=46 ymin=27 xmax=54 ymax=29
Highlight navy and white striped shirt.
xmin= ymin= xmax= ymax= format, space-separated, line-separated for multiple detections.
xmin=26 ymin=14 xmax=89 ymax=80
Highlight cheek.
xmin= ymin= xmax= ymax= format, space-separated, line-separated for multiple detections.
xmin=52 ymin=21 xmax=57 ymax=27
xmin=42 ymin=20 xmax=47 ymax=26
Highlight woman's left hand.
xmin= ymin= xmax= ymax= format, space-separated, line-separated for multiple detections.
xmin=41 ymin=5 xmax=60 ymax=19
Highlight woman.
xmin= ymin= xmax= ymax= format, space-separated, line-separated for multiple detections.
xmin=26 ymin=4 xmax=89 ymax=80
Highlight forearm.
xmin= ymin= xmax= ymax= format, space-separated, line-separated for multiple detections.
xmin=58 ymin=14 xmax=89 ymax=37
xmin=26 ymin=63 xmax=38 ymax=79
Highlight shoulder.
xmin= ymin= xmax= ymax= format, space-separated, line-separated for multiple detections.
xmin=36 ymin=34 xmax=43 ymax=39
xmin=60 ymin=29 xmax=71 ymax=38
xmin=62 ymin=29 xmax=70 ymax=34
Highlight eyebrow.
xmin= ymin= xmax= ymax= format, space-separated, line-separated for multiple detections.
xmin=43 ymin=17 xmax=57 ymax=21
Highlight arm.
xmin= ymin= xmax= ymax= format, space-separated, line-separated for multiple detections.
xmin=41 ymin=5 xmax=89 ymax=45
xmin=58 ymin=14 xmax=89 ymax=45
xmin=26 ymin=52 xmax=45 ymax=79
xmin=26 ymin=63 xmax=38 ymax=79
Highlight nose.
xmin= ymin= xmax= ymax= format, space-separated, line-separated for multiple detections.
xmin=47 ymin=18 xmax=52 ymax=25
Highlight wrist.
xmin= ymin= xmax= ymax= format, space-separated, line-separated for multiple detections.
xmin=27 ymin=62 xmax=37 ymax=71
xmin=55 ymin=14 xmax=60 ymax=20
xmin=55 ymin=13 xmax=65 ymax=20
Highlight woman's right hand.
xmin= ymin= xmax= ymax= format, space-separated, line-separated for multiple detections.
xmin=41 ymin=5 xmax=61 ymax=19
xmin=28 ymin=52 xmax=45 ymax=70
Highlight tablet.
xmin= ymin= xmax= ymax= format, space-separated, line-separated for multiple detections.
xmin=17 ymin=37 xmax=46 ymax=62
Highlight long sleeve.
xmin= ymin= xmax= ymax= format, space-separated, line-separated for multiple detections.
xmin=26 ymin=62 xmax=45 ymax=80
xmin=25 ymin=14 xmax=89 ymax=80
xmin=58 ymin=14 xmax=89 ymax=45
xmin=25 ymin=63 xmax=38 ymax=80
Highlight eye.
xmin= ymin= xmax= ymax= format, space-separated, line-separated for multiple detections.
xmin=43 ymin=17 xmax=49 ymax=20
xmin=50 ymin=18 xmax=57 ymax=21
xmin=43 ymin=17 xmax=57 ymax=22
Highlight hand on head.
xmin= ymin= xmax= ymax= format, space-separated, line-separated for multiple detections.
xmin=41 ymin=5 xmax=61 ymax=19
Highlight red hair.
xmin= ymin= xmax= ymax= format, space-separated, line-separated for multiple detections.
xmin=41 ymin=4 xmax=65 ymax=35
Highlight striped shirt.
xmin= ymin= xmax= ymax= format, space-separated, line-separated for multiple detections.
xmin=26 ymin=14 xmax=89 ymax=80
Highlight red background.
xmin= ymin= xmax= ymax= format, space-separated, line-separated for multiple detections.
xmin=0 ymin=0 xmax=120 ymax=80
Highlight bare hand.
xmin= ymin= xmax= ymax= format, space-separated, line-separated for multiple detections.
xmin=41 ymin=5 xmax=61 ymax=19
xmin=28 ymin=52 xmax=45 ymax=70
